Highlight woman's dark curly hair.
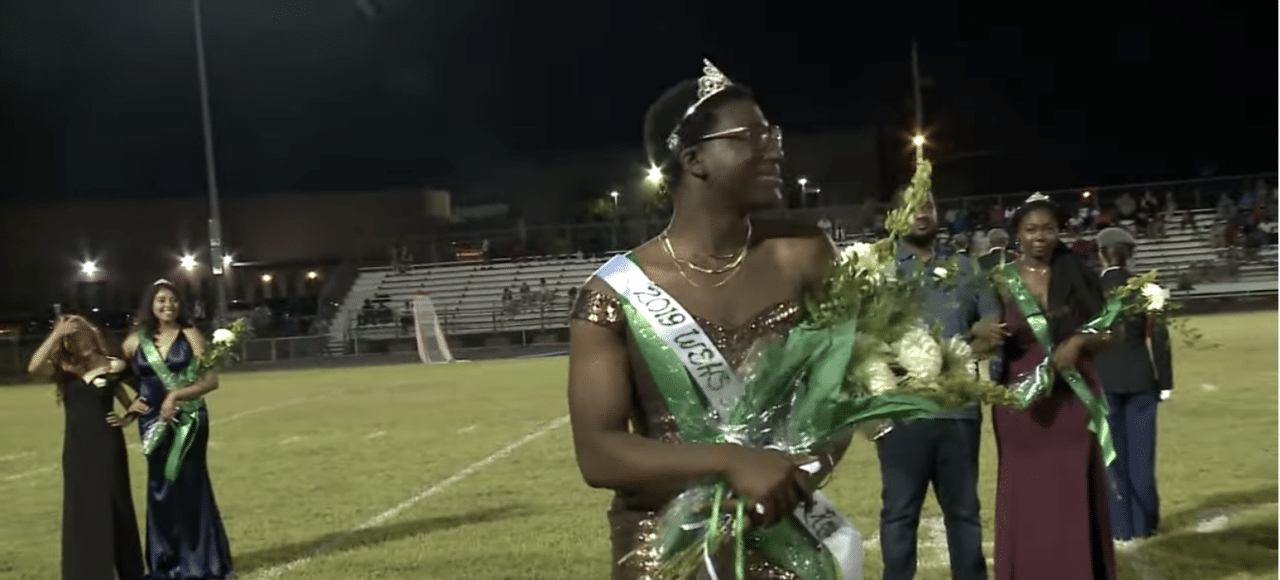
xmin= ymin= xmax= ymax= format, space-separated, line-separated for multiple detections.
xmin=1008 ymin=197 xmax=1105 ymax=344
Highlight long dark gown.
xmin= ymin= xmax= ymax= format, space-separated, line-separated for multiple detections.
xmin=60 ymin=373 xmax=146 ymax=580
xmin=572 ymin=289 xmax=809 ymax=580
xmin=991 ymin=300 xmax=1117 ymax=580
xmin=135 ymin=332 xmax=234 ymax=580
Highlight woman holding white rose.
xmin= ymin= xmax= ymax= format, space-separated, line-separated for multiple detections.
xmin=991 ymin=195 xmax=1117 ymax=579
xmin=28 ymin=314 xmax=146 ymax=580
xmin=123 ymin=280 xmax=234 ymax=580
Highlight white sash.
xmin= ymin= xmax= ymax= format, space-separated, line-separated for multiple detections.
xmin=595 ymin=254 xmax=863 ymax=580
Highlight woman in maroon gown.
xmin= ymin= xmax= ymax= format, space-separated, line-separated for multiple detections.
xmin=991 ymin=195 xmax=1118 ymax=579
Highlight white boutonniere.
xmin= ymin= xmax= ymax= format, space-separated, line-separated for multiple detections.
xmin=92 ymin=376 xmax=110 ymax=389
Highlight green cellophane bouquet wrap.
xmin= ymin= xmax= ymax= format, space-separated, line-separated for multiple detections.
xmin=140 ymin=318 xmax=250 ymax=482
xmin=636 ymin=159 xmax=1021 ymax=580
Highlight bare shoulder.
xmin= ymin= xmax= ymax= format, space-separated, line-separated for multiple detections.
xmin=756 ymin=218 xmax=835 ymax=255
xmin=754 ymin=218 xmax=837 ymax=286
xmin=122 ymin=332 xmax=140 ymax=356
xmin=182 ymin=327 xmax=208 ymax=355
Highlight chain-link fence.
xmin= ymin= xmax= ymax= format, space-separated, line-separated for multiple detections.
xmin=0 ymin=332 xmax=332 ymax=382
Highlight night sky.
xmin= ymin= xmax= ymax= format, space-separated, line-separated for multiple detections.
xmin=1 ymin=0 xmax=1274 ymax=204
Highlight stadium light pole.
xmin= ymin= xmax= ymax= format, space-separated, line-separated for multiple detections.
xmin=192 ymin=0 xmax=228 ymax=327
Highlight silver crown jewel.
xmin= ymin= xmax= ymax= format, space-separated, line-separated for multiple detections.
xmin=666 ymin=58 xmax=736 ymax=152
xmin=153 ymin=278 xmax=173 ymax=286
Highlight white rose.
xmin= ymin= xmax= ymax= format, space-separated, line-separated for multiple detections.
xmin=933 ymin=266 xmax=949 ymax=279
xmin=92 ymin=377 xmax=109 ymax=388
xmin=893 ymin=323 xmax=943 ymax=382
xmin=1140 ymin=283 xmax=1169 ymax=312
xmin=839 ymin=242 xmax=875 ymax=267
xmin=855 ymin=354 xmax=898 ymax=395
xmin=946 ymin=335 xmax=974 ymax=361
xmin=212 ymin=328 xmax=235 ymax=344
xmin=865 ymin=358 xmax=897 ymax=394
xmin=943 ymin=336 xmax=977 ymax=378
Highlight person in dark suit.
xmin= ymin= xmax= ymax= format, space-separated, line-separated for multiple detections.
xmin=978 ymin=228 xmax=1015 ymax=272
xmin=1093 ymin=227 xmax=1173 ymax=543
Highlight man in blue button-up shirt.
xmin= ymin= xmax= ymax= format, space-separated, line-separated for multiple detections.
xmin=875 ymin=190 xmax=1006 ymax=580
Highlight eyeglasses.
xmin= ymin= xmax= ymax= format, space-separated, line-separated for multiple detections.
xmin=693 ymin=125 xmax=783 ymax=152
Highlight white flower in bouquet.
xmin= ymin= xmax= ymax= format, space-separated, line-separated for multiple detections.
xmin=942 ymin=336 xmax=977 ymax=378
xmin=834 ymin=240 xmax=875 ymax=265
xmin=839 ymin=242 xmax=894 ymax=285
xmin=856 ymin=354 xmax=898 ymax=395
xmin=1140 ymin=283 xmax=1170 ymax=312
xmin=893 ymin=323 xmax=943 ymax=382
xmin=212 ymin=328 xmax=235 ymax=344
xmin=932 ymin=266 xmax=949 ymax=280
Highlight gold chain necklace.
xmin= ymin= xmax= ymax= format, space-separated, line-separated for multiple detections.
xmin=1017 ymin=258 xmax=1049 ymax=274
xmin=661 ymin=231 xmax=749 ymax=288
xmin=661 ymin=220 xmax=752 ymax=275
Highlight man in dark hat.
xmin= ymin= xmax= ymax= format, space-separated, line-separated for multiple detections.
xmin=1093 ymin=226 xmax=1173 ymax=544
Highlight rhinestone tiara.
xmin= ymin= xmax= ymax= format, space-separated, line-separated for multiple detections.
xmin=665 ymin=58 xmax=735 ymax=153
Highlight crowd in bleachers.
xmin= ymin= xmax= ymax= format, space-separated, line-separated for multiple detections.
xmin=498 ymin=278 xmax=577 ymax=317
xmin=337 ymin=178 xmax=1276 ymax=342
xmin=356 ymin=297 xmax=413 ymax=330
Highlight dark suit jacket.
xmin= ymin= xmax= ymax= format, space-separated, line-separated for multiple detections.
xmin=1094 ymin=268 xmax=1175 ymax=394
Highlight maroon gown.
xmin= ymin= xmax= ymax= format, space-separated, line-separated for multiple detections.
xmin=992 ymin=300 xmax=1118 ymax=580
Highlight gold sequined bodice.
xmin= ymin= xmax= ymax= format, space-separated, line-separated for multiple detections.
xmin=570 ymin=287 xmax=805 ymax=580
xmin=572 ymin=288 xmax=802 ymax=370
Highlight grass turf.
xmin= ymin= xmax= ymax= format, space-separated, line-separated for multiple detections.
xmin=0 ymin=311 xmax=1275 ymax=580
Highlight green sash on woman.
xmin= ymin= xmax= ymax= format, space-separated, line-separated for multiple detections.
xmin=138 ymin=332 xmax=206 ymax=483
xmin=999 ymin=263 xmax=1117 ymax=465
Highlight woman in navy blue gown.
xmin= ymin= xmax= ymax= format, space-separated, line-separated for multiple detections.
xmin=123 ymin=280 xmax=234 ymax=580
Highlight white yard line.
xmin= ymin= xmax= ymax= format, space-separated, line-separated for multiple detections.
xmin=280 ymin=436 xmax=302 ymax=445
xmin=247 ymin=414 xmax=570 ymax=580
xmin=2 ymin=465 xmax=55 ymax=482
xmin=1 ymin=394 xmax=335 ymax=484
xmin=363 ymin=431 xmax=387 ymax=440
xmin=220 ymin=394 xmax=334 ymax=426
xmin=0 ymin=451 xmax=33 ymax=462
xmin=920 ymin=516 xmax=949 ymax=569
xmin=456 ymin=425 xmax=477 ymax=434
xmin=862 ymin=519 xmax=995 ymax=571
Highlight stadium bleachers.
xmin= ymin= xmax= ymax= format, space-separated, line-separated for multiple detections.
xmin=327 ymin=208 xmax=1276 ymax=354
xmin=327 ymin=255 xmax=614 ymax=354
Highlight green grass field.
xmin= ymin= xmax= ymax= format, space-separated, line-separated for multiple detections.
xmin=1 ymin=312 xmax=1275 ymax=580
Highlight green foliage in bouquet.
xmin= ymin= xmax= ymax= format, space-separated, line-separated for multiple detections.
xmin=200 ymin=318 xmax=251 ymax=371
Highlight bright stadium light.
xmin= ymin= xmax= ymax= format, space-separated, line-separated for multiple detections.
xmin=261 ymin=273 xmax=273 ymax=283
xmin=80 ymin=261 xmax=98 ymax=276
xmin=307 ymin=271 xmax=319 ymax=280
xmin=912 ymin=134 xmax=926 ymax=147
xmin=646 ymin=165 xmax=663 ymax=184
xmin=180 ymin=255 xmax=197 ymax=271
